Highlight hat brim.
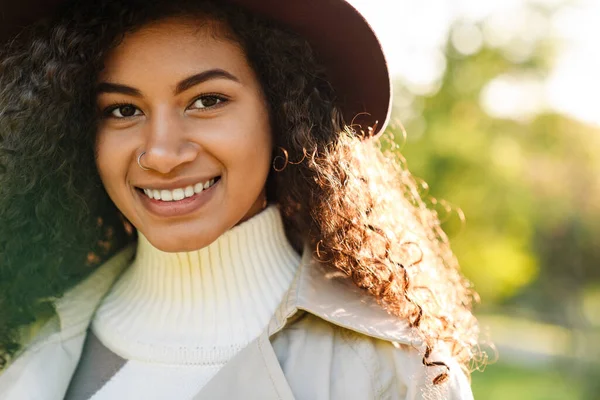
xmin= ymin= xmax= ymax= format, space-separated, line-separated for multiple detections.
xmin=0 ymin=0 xmax=391 ymax=137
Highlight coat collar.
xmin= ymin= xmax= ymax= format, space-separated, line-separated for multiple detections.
xmin=53 ymin=243 xmax=421 ymax=346
xmin=269 ymin=245 xmax=421 ymax=345
xmin=4 ymin=242 xmax=422 ymax=399
xmin=196 ymin=246 xmax=422 ymax=399
xmin=53 ymin=244 xmax=136 ymax=338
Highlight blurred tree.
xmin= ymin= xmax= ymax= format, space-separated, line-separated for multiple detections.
xmin=391 ymin=21 xmax=600 ymax=325
xmin=386 ymin=5 xmax=600 ymax=399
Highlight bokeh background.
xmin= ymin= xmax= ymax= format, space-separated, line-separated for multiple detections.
xmin=349 ymin=0 xmax=600 ymax=398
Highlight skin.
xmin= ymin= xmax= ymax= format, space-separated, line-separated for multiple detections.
xmin=95 ymin=17 xmax=272 ymax=252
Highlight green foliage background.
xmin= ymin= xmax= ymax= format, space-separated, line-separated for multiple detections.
xmin=385 ymin=9 xmax=599 ymax=399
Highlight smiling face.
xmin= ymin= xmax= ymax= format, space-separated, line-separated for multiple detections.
xmin=95 ymin=17 xmax=272 ymax=252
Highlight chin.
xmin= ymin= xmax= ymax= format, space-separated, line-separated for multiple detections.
xmin=142 ymin=229 xmax=221 ymax=253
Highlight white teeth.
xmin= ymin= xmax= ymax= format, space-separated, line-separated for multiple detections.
xmin=172 ymin=188 xmax=185 ymax=201
xmin=160 ymin=190 xmax=173 ymax=201
xmin=142 ymin=178 xmax=218 ymax=201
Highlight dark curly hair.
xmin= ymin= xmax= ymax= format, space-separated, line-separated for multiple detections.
xmin=0 ymin=0 xmax=480 ymax=381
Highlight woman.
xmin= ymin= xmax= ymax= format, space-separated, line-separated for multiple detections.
xmin=0 ymin=0 xmax=480 ymax=398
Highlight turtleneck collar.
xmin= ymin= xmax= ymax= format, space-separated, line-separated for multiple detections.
xmin=91 ymin=205 xmax=301 ymax=365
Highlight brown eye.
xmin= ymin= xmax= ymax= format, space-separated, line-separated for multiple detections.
xmin=104 ymin=104 xmax=142 ymax=118
xmin=190 ymin=95 xmax=226 ymax=110
xmin=118 ymin=105 xmax=137 ymax=117
xmin=113 ymin=105 xmax=140 ymax=118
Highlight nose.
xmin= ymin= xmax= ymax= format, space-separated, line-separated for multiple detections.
xmin=140 ymin=110 xmax=199 ymax=174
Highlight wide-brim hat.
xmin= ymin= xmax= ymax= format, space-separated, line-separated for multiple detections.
xmin=0 ymin=0 xmax=391 ymax=137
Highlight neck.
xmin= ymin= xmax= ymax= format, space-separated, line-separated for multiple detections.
xmin=92 ymin=205 xmax=301 ymax=365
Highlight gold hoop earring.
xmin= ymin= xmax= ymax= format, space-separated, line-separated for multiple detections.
xmin=272 ymin=147 xmax=289 ymax=172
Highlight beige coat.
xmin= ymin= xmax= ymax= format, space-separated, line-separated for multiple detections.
xmin=0 ymin=244 xmax=473 ymax=399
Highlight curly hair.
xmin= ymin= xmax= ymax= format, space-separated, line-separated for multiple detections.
xmin=0 ymin=0 xmax=480 ymax=380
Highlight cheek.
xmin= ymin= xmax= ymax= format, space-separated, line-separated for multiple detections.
xmin=95 ymin=135 xmax=111 ymax=184
xmin=226 ymin=109 xmax=272 ymax=178
xmin=94 ymin=132 xmax=129 ymax=199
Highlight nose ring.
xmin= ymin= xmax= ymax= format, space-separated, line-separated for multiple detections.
xmin=137 ymin=151 xmax=150 ymax=171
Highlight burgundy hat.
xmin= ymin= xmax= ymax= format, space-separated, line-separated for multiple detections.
xmin=0 ymin=0 xmax=392 ymax=136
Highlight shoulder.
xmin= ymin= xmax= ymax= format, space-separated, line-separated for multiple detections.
xmin=269 ymin=248 xmax=474 ymax=399
xmin=272 ymin=312 xmax=473 ymax=400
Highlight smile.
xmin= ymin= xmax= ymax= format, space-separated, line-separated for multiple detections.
xmin=140 ymin=177 xmax=220 ymax=202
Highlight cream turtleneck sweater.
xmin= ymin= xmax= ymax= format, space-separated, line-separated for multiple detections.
xmin=85 ymin=206 xmax=300 ymax=399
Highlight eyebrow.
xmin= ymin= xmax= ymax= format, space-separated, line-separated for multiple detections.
xmin=176 ymin=69 xmax=240 ymax=94
xmin=96 ymin=68 xmax=241 ymax=97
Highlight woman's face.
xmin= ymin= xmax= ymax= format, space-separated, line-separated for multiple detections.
xmin=95 ymin=17 xmax=272 ymax=252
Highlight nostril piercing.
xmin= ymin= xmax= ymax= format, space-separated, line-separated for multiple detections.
xmin=137 ymin=151 xmax=150 ymax=171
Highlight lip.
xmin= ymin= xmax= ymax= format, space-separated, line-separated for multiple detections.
xmin=136 ymin=178 xmax=220 ymax=218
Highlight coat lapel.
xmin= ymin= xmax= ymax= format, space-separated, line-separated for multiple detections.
xmin=194 ymin=246 xmax=421 ymax=400
xmin=0 ymin=245 xmax=135 ymax=400
xmin=194 ymin=330 xmax=295 ymax=400
xmin=268 ymin=245 xmax=421 ymax=346
xmin=2 ymin=242 xmax=421 ymax=400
